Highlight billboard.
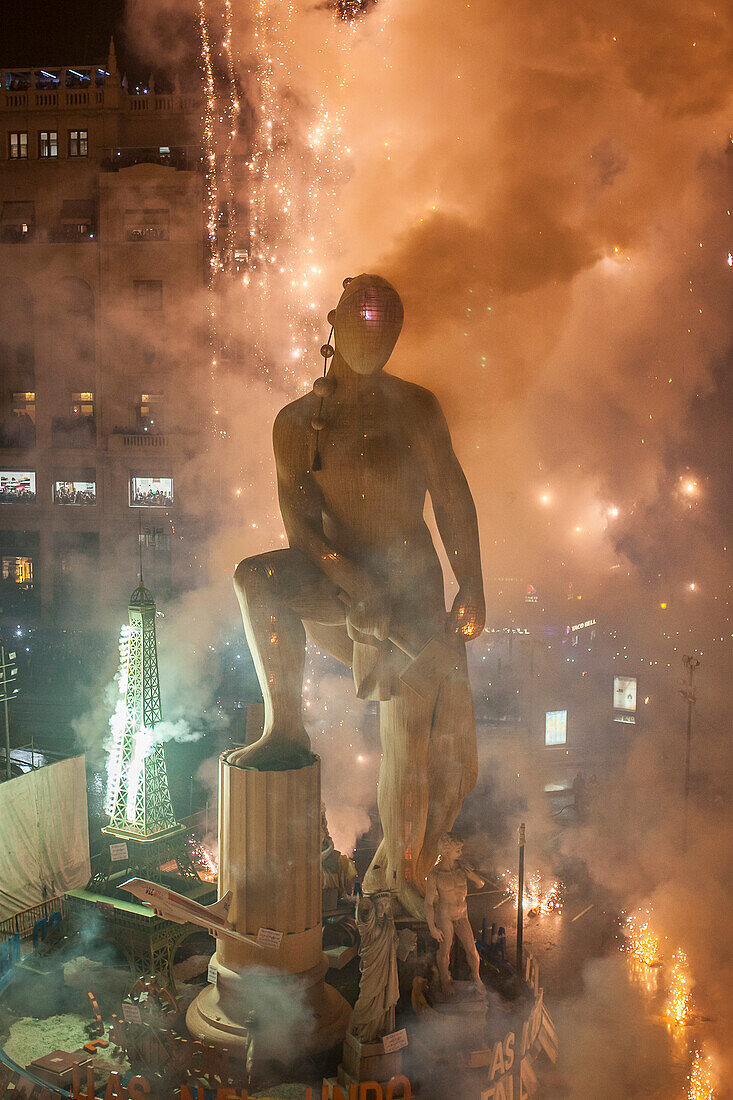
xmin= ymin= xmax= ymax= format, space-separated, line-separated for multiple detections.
xmin=0 ymin=472 xmax=36 ymax=502
xmin=545 ymin=710 xmax=567 ymax=746
xmin=613 ymin=675 xmax=637 ymax=711
xmin=54 ymin=480 xmax=96 ymax=505
xmin=129 ymin=476 xmax=174 ymax=508
xmin=614 ymin=675 xmax=637 ymax=723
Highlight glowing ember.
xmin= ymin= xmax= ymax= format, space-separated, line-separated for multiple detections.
xmin=665 ymin=947 xmax=692 ymax=1028
xmin=688 ymin=1049 xmax=716 ymax=1100
xmin=623 ymin=909 xmax=660 ymax=967
xmin=502 ymin=869 xmax=565 ymax=916
xmin=190 ymin=837 xmax=218 ymax=882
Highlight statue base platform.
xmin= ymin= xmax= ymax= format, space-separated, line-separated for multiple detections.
xmin=186 ymin=754 xmax=350 ymax=1060
xmin=186 ymin=959 xmax=350 ymax=1059
xmin=431 ymin=980 xmax=488 ymax=1047
xmin=337 ymin=1032 xmax=404 ymax=1089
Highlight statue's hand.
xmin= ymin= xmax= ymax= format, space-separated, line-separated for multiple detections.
xmin=448 ymin=584 xmax=485 ymax=640
xmin=430 ymin=927 xmax=445 ymax=944
xmin=347 ymin=584 xmax=391 ymax=643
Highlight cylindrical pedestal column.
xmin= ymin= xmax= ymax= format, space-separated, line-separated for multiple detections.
xmin=186 ymin=753 xmax=350 ymax=1059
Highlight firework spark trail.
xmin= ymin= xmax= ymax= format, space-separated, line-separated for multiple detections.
xmin=242 ymin=0 xmax=365 ymax=388
xmin=104 ymin=625 xmax=132 ymax=815
xmin=688 ymin=1048 xmax=717 ymax=1099
xmin=221 ymin=0 xmax=240 ymax=274
xmin=665 ymin=947 xmax=692 ymax=1029
xmin=198 ymin=0 xmax=222 ymax=429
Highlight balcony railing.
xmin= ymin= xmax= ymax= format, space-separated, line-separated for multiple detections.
xmin=51 ymin=415 xmax=96 ymax=447
xmin=0 ymin=227 xmax=35 ymax=244
xmin=0 ymin=417 xmax=35 ymax=449
xmin=110 ymin=427 xmax=168 ymax=449
xmin=102 ymin=145 xmax=201 ymax=172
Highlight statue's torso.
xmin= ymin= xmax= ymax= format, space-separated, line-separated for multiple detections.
xmin=280 ymin=376 xmax=445 ymax=602
xmin=433 ymin=865 xmax=470 ymax=920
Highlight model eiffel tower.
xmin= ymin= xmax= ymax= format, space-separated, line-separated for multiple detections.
xmin=97 ymin=577 xmax=198 ymax=883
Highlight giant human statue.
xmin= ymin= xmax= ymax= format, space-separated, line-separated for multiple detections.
xmin=232 ymin=274 xmax=485 ymax=917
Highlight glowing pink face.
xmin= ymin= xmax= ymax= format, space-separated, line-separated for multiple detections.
xmin=335 ymin=275 xmax=404 ymax=375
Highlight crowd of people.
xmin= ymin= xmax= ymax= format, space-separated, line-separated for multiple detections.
xmin=53 ymin=483 xmax=95 ymax=506
xmin=0 ymin=481 xmax=35 ymax=503
xmin=131 ymin=486 xmax=173 ymax=507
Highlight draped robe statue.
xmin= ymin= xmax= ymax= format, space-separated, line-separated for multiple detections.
xmin=348 ymin=892 xmax=400 ymax=1042
xmin=231 ymin=274 xmax=485 ymax=917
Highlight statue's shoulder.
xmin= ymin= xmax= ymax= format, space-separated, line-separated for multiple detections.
xmin=274 ymin=394 xmax=316 ymax=442
xmin=384 ymin=375 xmax=443 ymax=419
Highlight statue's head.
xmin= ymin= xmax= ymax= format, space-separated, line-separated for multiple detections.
xmin=332 ymin=274 xmax=404 ymax=375
xmin=438 ymin=832 xmax=464 ymax=860
xmin=369 ymin=889 xmax=393 ymax=919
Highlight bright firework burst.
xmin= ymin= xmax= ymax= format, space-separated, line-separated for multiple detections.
xmin=104 ymin=624 xmax=132 ymax=815
xmin=502 ymin=868 xmax=565 ymax=916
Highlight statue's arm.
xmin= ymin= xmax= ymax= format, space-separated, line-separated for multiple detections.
xmin=273 ymin=409 xmax=389 ymax=638
xmin=416 ymin=390 xmax=485 ymax=638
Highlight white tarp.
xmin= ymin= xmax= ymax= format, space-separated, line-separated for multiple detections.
xmin=0 ymin=755 xmax=90 ymax=920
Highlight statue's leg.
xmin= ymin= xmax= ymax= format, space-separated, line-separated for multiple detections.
xmin=364 ymin=683 xmax=434 ymax=916
xmin=454 ymin=915 xmax=483 ymax=989
xmin=436 ymin=917 xmax=455 ymax=995
xmin=230 ymin=549 xmax=345 ymax=769
xmin=418 ymin=652 xmax=477 ymax=885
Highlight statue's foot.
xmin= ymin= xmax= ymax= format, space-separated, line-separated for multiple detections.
xmin=362 ymin=854 xmax=426 ymax=919
xmin=228 ymin=735 xmax=315 ymax=772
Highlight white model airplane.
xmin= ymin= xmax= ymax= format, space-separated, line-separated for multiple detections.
xmin=120 ymin=877 xmax=263 ymax=950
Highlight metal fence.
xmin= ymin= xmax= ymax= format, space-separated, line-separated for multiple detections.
xmin=0 ymin=894 xmax=67 ymax=942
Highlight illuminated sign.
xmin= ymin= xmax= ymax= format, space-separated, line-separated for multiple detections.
xmin=545 ymin=710 xmax=567 ymax=746
xmin=613 ymin=675 xmax=637 ymax=711
xmin=0 ymin=471 xmax=35 ymax=502
xmin=129 ymin=476 xmax=173 ymax=508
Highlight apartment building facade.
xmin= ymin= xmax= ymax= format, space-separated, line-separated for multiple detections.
xmin=0 ymin=43 xmax=210 ymax=625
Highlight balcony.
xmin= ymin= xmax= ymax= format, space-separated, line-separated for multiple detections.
xmin=110 ymin=427 xmax=168 ymax=450
xmin=0 ymin=416 xmax=35 ymax=450
xmin=101 ymin=146 xmax=201 ymax=172
xmin=51 ymin=416 xmax=96 ymax=448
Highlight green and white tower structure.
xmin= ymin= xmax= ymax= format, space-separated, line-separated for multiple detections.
xmin=102 ymin=580 xmax=196 ymax=879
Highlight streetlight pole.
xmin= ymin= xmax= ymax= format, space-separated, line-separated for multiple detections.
xmin=1 ymin=646 xmax=10 ymax=781
xmin=681 ymin=654 xmax=700 ymax=846
xmin=516 ymin=822 xmax=526 ymax=974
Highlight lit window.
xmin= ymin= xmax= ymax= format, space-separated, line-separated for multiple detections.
xmin=139 ymin=393 xmax=164 ymax=430
xmin=12 ymin=392 xmax=35 ymax=424
xmin=39 ymin=131 xmax=58 ymax=158
xmin=545 ymin=710 xmax=567 ymax=746
xmin=124 ymin=208 xmax=170 ymax=242
xmin=133 ymin=280 xmax=162 ymax=311
xmin=71 ymin=392 xmax=94 ymax=418
xmin=68 ymin=130 xmax=88 ymax=157
xmin=53 ymin=479 xmax=96 ymax=505
xmin=130 ymin=476 xmax=174 ymax=508
xmin=1 ymin=556 xmax=33 ymax=586
xmin=0 ymin=471 xmax=36 ymax=502
xmin=8 ymin=132 xmax=28 ymax=159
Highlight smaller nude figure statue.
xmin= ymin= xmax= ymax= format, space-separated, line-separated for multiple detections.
xmin=349 ymin=890 xmax=400 ymax=1042
xmin=425 ymin=833 xmax=485 ymax=996
xmin=320 ymin=802 xmax=358 ymax=898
